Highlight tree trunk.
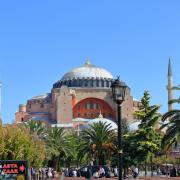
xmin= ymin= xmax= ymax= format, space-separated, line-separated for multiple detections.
xmin=145 ymin=161 xmax=147 ymax=177
xmin=150 ymin=156 xmax=153 ymax=177
xmin=53 ymin=156 xmax=59 ymax=171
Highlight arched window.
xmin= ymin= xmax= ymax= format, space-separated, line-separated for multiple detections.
xmin=109 ymin=113 xmax=112 ymax=118
xmin=84 ymin=113 xmax=87 ymax=118
xmin=79 ymin=80 xmax=82 ymax=87
xmin=85 ymin=103 xmax=90 ymax=109
xmin=85 ymin=80 xmax=88 ymax=87
xmin=90 ymin=102 xmax=94 ymax=109
xmin=101 ymin=80 xmax=104 ymax=87
xmin=96 ymin=80 xmax=99 ymax=87
xmin=107 ymin=81 xmax=109 ymax=87
xmin=90 ymin=113 xmax=94 ymax=118
xmin=77 ymin=104 xmax=81 ymax=110
xmin=90 ymin=80 xmax=93 ymax=87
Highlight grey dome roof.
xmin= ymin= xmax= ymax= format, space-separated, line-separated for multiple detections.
xmin=88 ymin=117 xmax=117 ymax=130
xmin=129 ymin=121 xmax=140 ymax=131
xmin=61 ymin=60 xmax=113 ymax=80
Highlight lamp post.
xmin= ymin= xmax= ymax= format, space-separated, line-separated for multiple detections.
xmin=111 ymin=77 xmax=127 ymax=180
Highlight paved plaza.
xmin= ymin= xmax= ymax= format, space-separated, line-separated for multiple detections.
xmin=48 ymin=177 xmax=180 ymax=180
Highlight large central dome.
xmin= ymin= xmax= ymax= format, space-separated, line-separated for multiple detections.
xmin=53 ymin=60 xmax=114 ymax=89
xmin=61 ymin=60 xmax=113 ymax=80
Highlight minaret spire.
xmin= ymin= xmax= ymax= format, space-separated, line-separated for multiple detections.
xmin=168 ymin=58 xmax=172 ymax=76
xmin=167 ymin=58 xmax=173 ymax=111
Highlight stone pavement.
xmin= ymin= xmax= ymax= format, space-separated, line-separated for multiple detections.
xmin=49 ymin=177 xmax=180 ymax=180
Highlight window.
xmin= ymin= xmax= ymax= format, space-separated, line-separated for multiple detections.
xmin=85 ymin=103 xmax=88 ymax=109
xmin=96 ymin=103 xmax=99 ymax=110
xmin=101 ymin=80 xmax=104 ymax=87
xmin=77 ymin=104 xmax=80 ymax=110
xmin=21 ymin=118 xmax=24 ymax=122
xmin=90 ymin=80 xmax=93 ymax=87
xmin=85 ymin=103 xmax=90 ymax=109
xmin=90 ymin=113 xmax=94 ymax=118
xmin=107 ymin=81 xmax=109 ymax=87
xmin=40 ymin=103 xmax=44 ymax=108
xmin=90 ymin=102 xmax=94 ymax=109
xmin=84 ymin=113 xmax=87 ymax=118
xmin=85 ymin=80 xmax=88 ymax=87
xmin=78 ymin=113 xmax=81 ymax=117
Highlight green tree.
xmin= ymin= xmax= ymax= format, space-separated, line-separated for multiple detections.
xmin=78 ymin=121 xmax=116 ymax=165
xmin=45 ymin=127 xmax=71 ymax=171
xmin=161 ymin=85 xmax=180 ymax=152
xmin=132 ymin=91 xmax=161 ymax=176
xmin=0 ymin=124 xmax=46 ymax=167
xmin=24 ymin=119 xmax=46 ymax=137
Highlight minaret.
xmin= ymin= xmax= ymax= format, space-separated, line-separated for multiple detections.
xmin=0 ymin=81 xmax=2 ymax=124
xmin=167 ymin=58 xmax=173 ymax=111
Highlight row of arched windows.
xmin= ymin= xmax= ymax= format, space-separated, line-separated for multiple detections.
xmin=75 ymin=112 xmax=113 ymax=119
xmin=53 ymin=79 xmax=113 ymax=88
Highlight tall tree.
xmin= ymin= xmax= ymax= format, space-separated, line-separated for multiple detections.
xmin=133 ymin=91 xmax=161 ymax=176
xmin=45 ymin=127 xmax=71 ymax=171
xmin=78 ymin=121 xmax=116 ymax=165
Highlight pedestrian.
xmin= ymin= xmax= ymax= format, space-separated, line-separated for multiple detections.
xmin=170 ymin=166 xmax=176 ymax=177
xmin=132 ymin=166 xmax=138 ymax=179
xmin=114 ymin=166 xmax=118 ymax=177
xmin=85 ymin=167 xmax=92 ymax=180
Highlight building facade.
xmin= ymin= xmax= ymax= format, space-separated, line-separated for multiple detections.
xmin=15 ymin=61 xmax=140 ymax=128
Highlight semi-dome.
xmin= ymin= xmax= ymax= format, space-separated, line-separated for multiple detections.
xmin=62 ymin=60 xmax=113 ymax=80
xmin=53 ymin=60 xmax=114 ymax=89
xmin=88 ymin=117 xmax=117 ymax=130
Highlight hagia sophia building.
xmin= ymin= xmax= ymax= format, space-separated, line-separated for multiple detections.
xmin=15 ymin=60 xmax=141 ymax=129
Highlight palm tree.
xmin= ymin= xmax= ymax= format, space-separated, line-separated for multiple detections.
xmin=45 ymin=127 xmax=71 ymax=171
xmin=24 ymin=119 xmax=46 ymax=137
xmin=161 ymin=85 xmax=180 ymax=150
xmin=78 ymin=121 xmax=116 ymax=165
xmin=161 ymin=109 xmax=180 ymax=149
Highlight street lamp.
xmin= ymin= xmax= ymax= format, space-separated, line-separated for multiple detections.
xmin=111 ymin=77 xmax=127 ymax=180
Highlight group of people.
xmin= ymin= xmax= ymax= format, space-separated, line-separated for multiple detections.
xmin=84 ymin=166 xmax=121 ymax=179
xmin=160 ymin=165 xmax=180 ymax=177
xmin=30 ymin=167 xmax=58 ymax=179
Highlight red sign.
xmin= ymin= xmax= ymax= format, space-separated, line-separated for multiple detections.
xmin=0 ymin=160 xmax=28 ymax=179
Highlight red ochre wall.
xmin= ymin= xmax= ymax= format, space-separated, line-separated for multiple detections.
xmin=73 ymin=98 xmax=115 ymax=119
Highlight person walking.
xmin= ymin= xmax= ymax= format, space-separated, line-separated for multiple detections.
xmin=85 ymin=166 xmax=92 ymax=180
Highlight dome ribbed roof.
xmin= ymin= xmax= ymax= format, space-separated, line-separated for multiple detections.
xmin=61 ymin=60 xmax=113 ymax=80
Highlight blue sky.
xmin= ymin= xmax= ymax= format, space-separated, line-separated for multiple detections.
xmin=0 ymin=0 xmax=180 ymax=123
